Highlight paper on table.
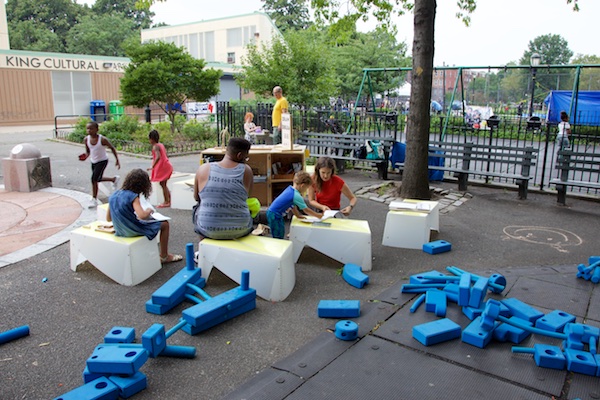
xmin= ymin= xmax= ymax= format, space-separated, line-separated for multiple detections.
xmin=300 ymin=209 xmax=342 ymax=223
xmin=389 ymin=200 xmax=433 ymax=212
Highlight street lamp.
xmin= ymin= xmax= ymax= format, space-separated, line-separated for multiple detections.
xmin=529 ymin=53 xmax=541 ymax=117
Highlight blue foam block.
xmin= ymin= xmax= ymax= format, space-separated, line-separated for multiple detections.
xmin=458 ymin=273 xmax=471 ymax=306
xmin=86 ymin=346 xmax=148 ymax=375
xmin=535 ymin=309 xmax=576 ymax=333
xmin=54 ymin=376 xmax=119 ymax=400
xmin=493 ymin=317 xmax=532 ymax=343
xmin=409 ymin=270 xmax=447 ymax=284
xmin=468 ymin=277 xmax=488 ymax=309
xmin=425 ymin=290 xmax=447 ymax=317
xmin=182 ymin=300 xmax=255 ymax=335
xmin=443 ymin=283 xmax=459 ymax=303
xmin=0 ymin=325 xmax=30 ymax=345
xmin=462 ymin=306 xmax=484 ymax=321
xmin=335 ymin=320 xmax=359 ymax=341
xmin=412 ymin=318 xmax=461 ymax=346
xmin=82 ymin=366 xmax=109 ymax=384
xmin=151 ymin=266 xmax=203 ymax=306
xmin=317 ymin=300 xmax=360 ymax=318
xmin=565 ymin=349 xmax=597 ymax=375
xmin=422 ymin=240 xmax=451 ymax=254
xmin=513 ymin=344 xmax=566 ymax=370
xmin=342 ymin=263 xmax=369 ymax=288
xmin=462 ymin=316 xmax=497 ymax=348
xmin=501 ymin=298 xmax=544 ymax=323
xmin=480 ymin=299 xmax=501 ymax=331
xmin=141 ymin=324 xmax=166 ymax=358
xmin=107 ymin=371 xmax=147 ymax=398
xmin=104 ymin=327 xmax=135 ymax=344
xmin=182 ymin=286 xmax=256 ymax=332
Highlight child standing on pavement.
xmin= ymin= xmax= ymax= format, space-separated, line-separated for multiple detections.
xmin=147 ymin=130 xmax=173 ymax=208
xmin=107 ymin=168 xmax=182 ymax=264
xmin=79 ymin=121 xmax=120 ymax=208
xmin=266 ymin=171 xmax=321 ymax=239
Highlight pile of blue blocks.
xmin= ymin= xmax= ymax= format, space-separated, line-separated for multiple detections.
xmin=146 ymin=243 xmax=257 ymax=336
xmin=576 ymin=256 xmax=600 ymax=283
xmin=405 ymin=265 xmax=600 ymax=377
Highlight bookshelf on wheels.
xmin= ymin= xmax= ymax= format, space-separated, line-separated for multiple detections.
xmin=200 ymin=145 xmax=307 ymax=206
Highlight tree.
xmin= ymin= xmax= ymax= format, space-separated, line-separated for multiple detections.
xmin=571 ymin=54 xmax=600 ymax=91
xmin=261 ymin=0 xmax=313 ymax=32
xmin=66 ymin=14 xmax=138 ymax=57
xmin=239 ymin=29 xmax=336 ymax=106
xmin=93 ymin=0 xmax=154 ymax=30
xmin=309 ymin=0 xmax=579 ymax=200
xmin=332 ymin=28 xmax=410 ymax=102
xmin=6 ymin=0 xmax=86 ymax=52
xmin=121 ymin=41 xmax=222 ymax=132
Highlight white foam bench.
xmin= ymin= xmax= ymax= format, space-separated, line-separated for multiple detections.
xmin=149 ymin=172 xmax=195 ymax=206
xmin=288 ymin=217 xmax=372 ymax=271
xmin=198 ymin=235 xmax=295 ymax=302
xmin=170 ymin=178 xmax=197 ymax=211
xmin=382 ymin=199 xmax=440 ymax=250
xmin=70 ymin=221 xmax=162 ymax=286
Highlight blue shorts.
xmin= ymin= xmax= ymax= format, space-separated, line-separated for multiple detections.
xmin=266 ymin=210 xmax=285 ymax=239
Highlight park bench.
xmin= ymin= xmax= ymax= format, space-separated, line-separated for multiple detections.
xmin=297 ymin=131 xmax=395 ymax=179
xmin=549 ymin=149 xmax=600 ymax=205
xmin=395 ymin=141 xmax=538 ymax=199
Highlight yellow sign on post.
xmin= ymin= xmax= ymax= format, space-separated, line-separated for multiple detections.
xmin=281 ymin=112 xmax=293 ymax=150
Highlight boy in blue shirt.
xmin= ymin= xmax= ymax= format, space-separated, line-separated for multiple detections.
xmin=267 ymin=171 xmax=321 ymax=239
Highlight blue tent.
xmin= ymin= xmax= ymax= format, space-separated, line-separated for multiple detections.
xmin=543 ymin=90 xmax=600 ymax=126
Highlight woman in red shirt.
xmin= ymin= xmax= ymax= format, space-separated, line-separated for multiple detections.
xmin=307 ymin=156 xmax=357 ymax=216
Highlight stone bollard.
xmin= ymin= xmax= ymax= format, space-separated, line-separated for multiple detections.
xmin=2 ymin=143 xmax=52 ymax=192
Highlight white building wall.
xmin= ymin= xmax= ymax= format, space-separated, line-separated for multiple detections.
xmin=141 ymin=12 xmax=281 ymax=68
xmin=0 ymin=0 xmax=10 ymax=50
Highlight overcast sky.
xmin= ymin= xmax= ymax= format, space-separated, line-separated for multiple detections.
xmin=79 ymin=0 xmax=599 ymax=67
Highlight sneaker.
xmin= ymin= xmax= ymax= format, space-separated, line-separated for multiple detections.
xmin=87 ymin=198 xmax=101 ymax=209
xmin=112 ymin=175 xmax=120 ymax=191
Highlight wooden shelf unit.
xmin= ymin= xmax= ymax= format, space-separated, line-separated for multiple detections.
xmin=200 ymin=145 xmax=306 ymax=206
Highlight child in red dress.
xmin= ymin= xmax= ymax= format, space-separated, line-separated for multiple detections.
xmin=147 ymin=130 xmax=173 ymax=208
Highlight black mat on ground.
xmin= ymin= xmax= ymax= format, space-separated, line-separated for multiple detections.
xmin=374 ymin=296 xmax=567 ymax=396
xmin=566 ymin=372 xmax=600 ymax=400
xmin=587 ymin=288 xmax=600 ymax=322
xmin=506 ymin=275 xmax=591 ymax=318
xmin=222 ymin=369 xmax=304 ymax=400
xmin=271 ymin=332 xmax=354 ymax=380
xmin=283 ymin=335 xmax=550 ymax=400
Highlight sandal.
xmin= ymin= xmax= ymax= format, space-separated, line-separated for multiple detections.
xmin=161 ymin=254 xmax=183 ymax=264
xmin=157 ymin=203 xmax=171 ymax=208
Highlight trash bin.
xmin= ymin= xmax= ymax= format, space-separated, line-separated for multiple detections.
xmin=1 ymin=143 xmax=52 ymax=192
xmin=109 ymin=100 xmax=124 ymax=121
xmin=90 ymin=100 xmax=106 ymax=122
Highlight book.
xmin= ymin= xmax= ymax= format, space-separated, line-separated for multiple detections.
xmin=299 ymin=209 xmax=343 ymax=223
xmin=389 ymin=200 xmax=433 ymax=212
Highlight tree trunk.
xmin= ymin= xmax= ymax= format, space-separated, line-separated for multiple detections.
xmin=400 ymin=0 xmax=436 ymax=200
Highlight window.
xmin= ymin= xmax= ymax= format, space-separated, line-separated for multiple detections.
xmin=227 ymin=52 xmax=235 ymax=64
xmin=52 ymin=71 xmax=92 ymax=116
xmin=227 ymin=28 xmax=242 ymax=47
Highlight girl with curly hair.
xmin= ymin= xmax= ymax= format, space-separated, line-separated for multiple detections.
xmin=107 ymin=168 xmax=182 ymax=263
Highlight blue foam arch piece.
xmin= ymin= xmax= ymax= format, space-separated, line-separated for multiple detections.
xmin=342 ymin=263 xmax=369 ymax=289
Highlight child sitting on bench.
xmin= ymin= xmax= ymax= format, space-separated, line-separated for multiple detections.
xmin=267 ymin=171 xmax=321 ymax=239
xmin=107 ymin=168 xmax=182 ymax=264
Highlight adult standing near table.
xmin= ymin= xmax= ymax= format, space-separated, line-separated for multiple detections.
xmin=271 ymin=86 xmax=288 ymax=145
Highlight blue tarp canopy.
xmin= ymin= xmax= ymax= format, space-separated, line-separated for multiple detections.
xmin=543 ymin=90 xmax=600 ymax=126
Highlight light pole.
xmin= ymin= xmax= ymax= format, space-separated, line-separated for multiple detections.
xmin=529 ymin=53 xmax=541 ymax=117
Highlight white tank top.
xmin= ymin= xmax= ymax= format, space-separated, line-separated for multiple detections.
xmin=87 ymin=134 xmax=109 ymax=164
